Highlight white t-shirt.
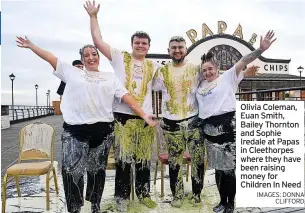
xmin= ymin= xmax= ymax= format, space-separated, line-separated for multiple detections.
xmin=53 ymin=60 xmax=128 ymax=125
xmin=152 ymin=62 xmax=201 ymax=120
xmin=109 ymin=48 xmax=160 ymax=115
xmin=196 ymin=65 xmax=243 ymax=120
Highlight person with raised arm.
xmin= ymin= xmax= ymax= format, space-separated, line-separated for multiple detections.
xmin=196 ymin=31 xmax=276 ymax=213
xmin=84 ymin=1 xmax=160 ymax=211
xmin=16 ymin=36 xmax=157 ymax=213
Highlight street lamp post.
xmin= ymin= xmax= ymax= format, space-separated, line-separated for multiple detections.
xmin=35 ymin=84 xmax=39 ymax=107
xmin=297 ymin=66 xmax=304 ymax=86
xmin=47 ymin=90 xmax=50 ymax=113
xmin=48 ymin=90 xmax=50 ymax=107
xmin=9 ymin=73 xmax=16 ymax=120
xmin=46 ymin=92 xmax=49 ymax=108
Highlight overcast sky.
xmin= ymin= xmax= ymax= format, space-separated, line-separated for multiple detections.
xmin=1 ymin=0 xmax=305 ymax=106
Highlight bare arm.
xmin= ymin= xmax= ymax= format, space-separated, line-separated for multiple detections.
xmin=122 ymin=94 xmax=157 ymax=126
xmin=16 ymin=36 xmax=57 ymax=69
xmin=235 ymin=30 xmax=276 ymax=77
xmin=235 ymin=48 xmax=263 ymax=77
xmin=84 ymin=1 xmax=112 ymax=60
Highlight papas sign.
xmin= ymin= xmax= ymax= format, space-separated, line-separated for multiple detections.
xmin=186 ymin=21 xmax=257 ymax=46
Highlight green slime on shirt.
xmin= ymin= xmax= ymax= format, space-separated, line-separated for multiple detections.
xmin=159 ymin=63 xmax=200 ymax=118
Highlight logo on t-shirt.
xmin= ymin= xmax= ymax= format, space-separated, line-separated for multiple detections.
xmin=132 ymin=64 xmax=143 ymax=80
xmin=198 ymin=90 xmax=212 ymax=98
xmin=83 ymin=73 xmax=107 ymax=84
xmin=130 ymin=64 xmax=144 ymax=94
xmin=197 ymin=79 xmax=218 ymax=97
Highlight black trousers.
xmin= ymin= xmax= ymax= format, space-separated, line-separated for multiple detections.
xmin=199 ymin=111 xmax=236 ymax=206
xmin=61 ymin=122 xmax=114 ymax=212
xmin=113 ymin=112 xmax=154 ymax=201
xmin=162 ymin=116 xmax=205 ymax=199
xmin=114 ymin=160 xmax=151 ymax=200
xmin=215 ymin=169 xmax=236 ymax=205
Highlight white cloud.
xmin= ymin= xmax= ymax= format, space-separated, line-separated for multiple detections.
xmin=1 ymin=0 xmax=305 ymax=105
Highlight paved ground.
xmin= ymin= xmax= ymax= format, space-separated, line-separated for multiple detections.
xmin=1 ymin=115 xmax=305 ymax=213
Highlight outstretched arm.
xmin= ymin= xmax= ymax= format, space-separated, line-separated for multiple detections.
xmin=16 ymin=36 xmax=58 ymax=69
xmin=235 ymin=30 xmax=276 ymax=77
xmin=84 ymin=0 xmax=112 ymax=60
xmin=122 ymin=94 xmax=157 ymax=127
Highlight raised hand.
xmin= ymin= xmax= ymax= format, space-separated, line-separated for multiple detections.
xmin=244 ymin=65 xmax=260 ymax=77
xmin=15 ymin=35 xmax=58 ymax=69
xmin=143 ymin=114 xmax=158 ymax=127
xmin=16 ymin=36 xmax=33 ymax=49
xmin=84 ymin=0 xmax=100 ymax=17
xmin=260 ymin=30 xmax=277 ymax=52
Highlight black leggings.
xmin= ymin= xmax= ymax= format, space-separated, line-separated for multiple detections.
xmin=163 ymin=116 xmax=205 ymax=199
xmin=199 ymin=111 xmax=236 ymax=206
xmin=113 ymin=113 xmax=153 ymax=201
xmin=215 ymin=169 xmax=236 ymax=205
xmin=61 ymin=122 xmax=114 ymax=212
xmin=114 ymin=160 xmax=151 ymax=200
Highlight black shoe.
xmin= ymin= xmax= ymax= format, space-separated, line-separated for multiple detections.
xmin=223 ymin=203 xmax=234 ymax=213
xmin=213 ymin=203 xmax=226 ymax=212
xmin=92 ymin=203 xmax=101 ymax=213
xmin=189 ymin=194 xmax=201 ymax=206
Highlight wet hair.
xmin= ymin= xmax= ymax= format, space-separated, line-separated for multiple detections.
xmin=79 ymin=44 xmax=100 ymax=60
xmin=169 ymin=36 xmax=186 ymax=45
xmin=131 ymin=31 xmax=151 ymax=44
xmin=200 ymin=52 xmax=219 ymax=68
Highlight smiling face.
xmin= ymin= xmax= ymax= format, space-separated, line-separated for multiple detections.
xmin=81 ymin=46 xmax=100 ymax=71
xmin=131 ymin=36 xmax=150 ymax=59
xmin=202 ymin=61 xmax=219 ymax=82
xmin=168 ymin=40 xmax=187 ymax=64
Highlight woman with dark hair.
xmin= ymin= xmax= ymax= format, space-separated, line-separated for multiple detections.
xmin=16 ymin=36 xmax=157 ymax=213
xmin=196 ymin=31 xmax=276 ymax=213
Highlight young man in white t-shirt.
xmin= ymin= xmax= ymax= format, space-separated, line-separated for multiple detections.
xmin=152 ymin=36 xmax=205 ymax=207
xmin=84 ymin=1 xmax=159 ymax=211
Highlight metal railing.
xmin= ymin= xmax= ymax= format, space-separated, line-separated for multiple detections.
xmin=152 ymin=87 xmax=305 ymax=116
xmin=6 ymin=105 xmax=55 ymax=123
xmin=236 ymin=86 xmax=305 ymax=101
xmin=4 ymin=87 xmax=302 ymax=123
